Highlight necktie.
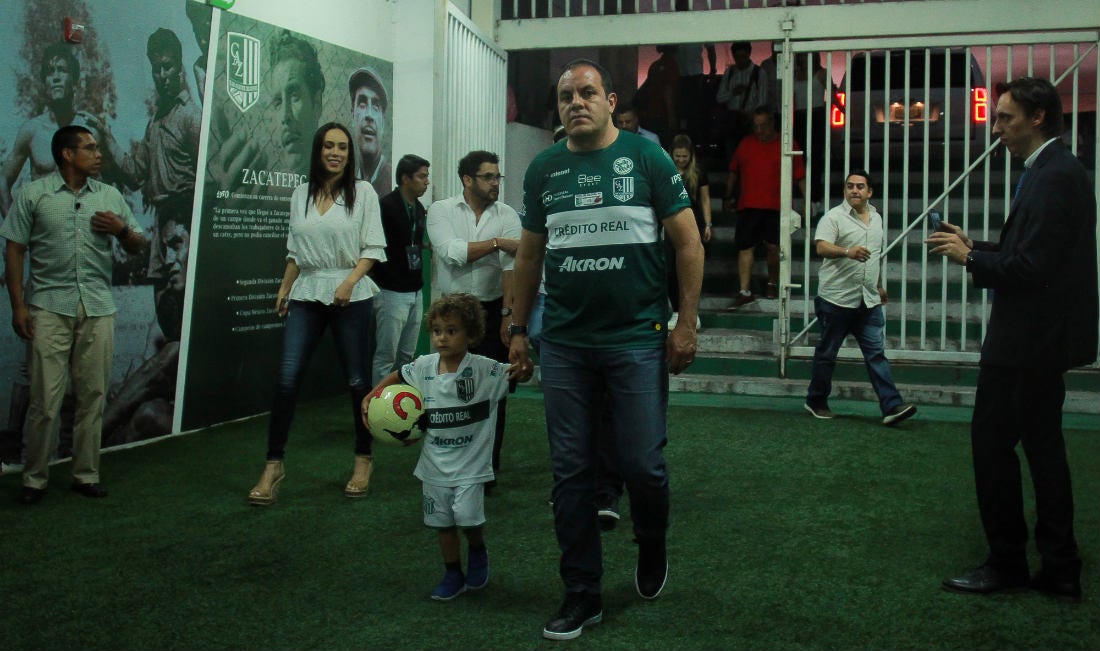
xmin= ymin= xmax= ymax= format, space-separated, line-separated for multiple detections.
xmin=1011 ymin=169 xmax=1029 ymax=209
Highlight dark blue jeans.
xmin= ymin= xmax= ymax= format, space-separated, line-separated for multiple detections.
xmin=530 ymin=295 xmax=622 ymax=503
xmin=540 ymin=340 xmax=670 ymax=594
xmin=266 ymin=299 xmax=373 ymax=460
xmin=806 ymin=297 xmax=903 ymax=415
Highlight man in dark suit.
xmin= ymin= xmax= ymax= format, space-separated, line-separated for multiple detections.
xmin=929 ymin=77 xmax=1098 ymax=603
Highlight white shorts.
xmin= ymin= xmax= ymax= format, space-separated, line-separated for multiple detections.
xmin=422 ymin=482 xmax=486 ymax=528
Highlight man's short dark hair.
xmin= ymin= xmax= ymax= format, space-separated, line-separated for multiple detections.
xmin=845 ymin=170 xmax=874 ymax=190
xmin=731 ymin=41 xmax=752 ymax=56
xmin=560 ymin=58 xmax=614 ymax=95
xmin=995 ymin=77 xmax=1064 ymax=139
xmin=752 ymin=105 xmax=776 ymax=124
xmin=270 ymin=30 xmax=325 ymax=99
xmin=396 ymin=154 xmax=430 ymax=186
xmin=458 ymin=150 xmax=499 ymax=180
xmin=39 ymin=42 xmax=80 ymax=85
xmin=147 ymin=28 xmax=182 ymax=64
xmin=51 ymin=125 xmax=93 ymax=167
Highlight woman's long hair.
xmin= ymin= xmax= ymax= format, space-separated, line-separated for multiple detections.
xmin=308 ymin=122 xmax=357 ymax=212
xmin=670 ymin=133 xmax=699 ymax=199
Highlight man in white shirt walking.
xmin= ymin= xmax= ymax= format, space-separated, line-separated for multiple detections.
xmin=803 ymin=170 xmax=916 ymax=426
xmin=426 ymin=150 xmax=521 ymax=484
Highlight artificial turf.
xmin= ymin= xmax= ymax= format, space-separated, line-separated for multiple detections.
xmin=2 ymin=390 xmax=1097 ymax=650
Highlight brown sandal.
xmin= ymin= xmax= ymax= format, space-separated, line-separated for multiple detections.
xmin=248 ymin=460 xmax=285 ymax=506
xmin=344 ymin=455 xmax=373 ymax=498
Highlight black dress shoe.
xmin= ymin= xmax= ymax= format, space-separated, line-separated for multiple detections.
xmin=942 ymin=564 xmax=1029 ymax=595
xmin=941 ymin=563 xmax=1025 ymax=593
xmin=71 ymin=482 xmax=108 ymax=498
xmin=1032 ymin=572 xmax=1083 ymax=603
xmin=17 ymin=486 xmax=46 ymax=505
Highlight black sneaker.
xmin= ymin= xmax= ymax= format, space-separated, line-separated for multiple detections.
xmin=883 ymin=403 xmax=917 ymax=426
xmin=542 ymin=592 xmax=603 ymax=641
xmin=635 ymin=537 xmax=668 ymax=599
xmin=596 ymin=496 xmax=621 ymax=531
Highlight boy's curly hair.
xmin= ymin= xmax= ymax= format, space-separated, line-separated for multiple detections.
xmin=425 ymin=293 xmax=485 ymax=348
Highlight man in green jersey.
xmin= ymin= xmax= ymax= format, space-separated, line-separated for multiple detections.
xmin=509 ymin=59 xmax=704 ymax=641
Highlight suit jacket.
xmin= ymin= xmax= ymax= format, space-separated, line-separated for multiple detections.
xmin=969 ymin=141 xmax=1099 ymax=370
xmin=369 ymin=189 xmax=426 ymax=293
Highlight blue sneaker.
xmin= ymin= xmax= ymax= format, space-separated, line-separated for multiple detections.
xmin=431 ymin=570 xmax=466 ymax=601
xmin=466 ymin=548 xmax=489 ymax=590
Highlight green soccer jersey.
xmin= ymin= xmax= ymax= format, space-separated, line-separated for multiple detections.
xmin=521 ymin=130 xmax=691 ymax=350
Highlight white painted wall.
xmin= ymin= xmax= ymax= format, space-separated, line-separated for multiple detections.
xmin=224 ymin=0 xmax=437 ymax=202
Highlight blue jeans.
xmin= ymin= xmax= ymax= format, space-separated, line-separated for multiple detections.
xmin=540 ymin=340 xmax=670 ymax=594
xmin=267 ymin=299 xmax=373 ymax=460
xmin=371 ymin=288 xmax=423 ymax=384
xmin=806 ymin=297 xmax=903 ymax=415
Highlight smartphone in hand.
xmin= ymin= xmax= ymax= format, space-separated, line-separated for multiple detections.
xmin=927 ymin=210 xmax=944 ymax=232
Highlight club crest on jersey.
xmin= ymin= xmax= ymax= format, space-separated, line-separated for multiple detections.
xmin=613 ymin=177 xmax=634 ymax=202
xmin=457 ymin=368 xmax=475 ymax=402
xmin=612 ymin=157 xmax=634 ymax=175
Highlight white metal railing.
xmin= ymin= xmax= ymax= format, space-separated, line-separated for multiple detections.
xmin=435 ymin=4 xmax=509 ymax=202
xmin=500 ymin=0 xmax=930 ymax=19
xmin=781 ymin=35 xmax=1100 ymax=370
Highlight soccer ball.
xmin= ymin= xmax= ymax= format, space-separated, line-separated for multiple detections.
xmin=367 ymin=383 xmax=425 ymax=446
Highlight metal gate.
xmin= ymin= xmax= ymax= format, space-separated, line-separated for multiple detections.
xmin=777 ymin=31 xmax=1100 ymax=374
xmin=434 ymin=3 xmax=509 ymax=201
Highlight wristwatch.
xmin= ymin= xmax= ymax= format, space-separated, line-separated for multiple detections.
xmin=964 ymin=252 xmax=975 ymax=269
xmin=116 ymin=225 xmax=131 ymax=240
xmin=508 ymin=323 xmax=528 ymax=338
xmin=500 ymin=307 xmax=513 ymax=317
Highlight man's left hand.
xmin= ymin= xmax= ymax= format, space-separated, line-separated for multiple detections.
xmin=90 ymin=211 xmax=125 ymax=236
xmin=667 ymin=322 xmax=697 ymax=375
xmin=927 ymin=231 xmax=970 ymax=265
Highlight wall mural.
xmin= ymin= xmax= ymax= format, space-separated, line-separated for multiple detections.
xmin=0 ymin=0 xmax=393 ymax=466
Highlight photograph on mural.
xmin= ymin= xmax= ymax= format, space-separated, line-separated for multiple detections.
xmin=181 ymin=10 xmax=393 ymax=430
xmin=0 ymin=0 xmax=210 ymax=469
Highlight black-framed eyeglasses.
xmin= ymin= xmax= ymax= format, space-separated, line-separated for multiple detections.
xmin=71 ymin=144 xmax=100 ymax=153
xmin=474 ymin=173 xmax=504 ymax=184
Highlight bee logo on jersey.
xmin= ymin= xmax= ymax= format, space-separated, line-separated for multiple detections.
xmin=613 ymin=157 xmax=634 ymax=175
xmin=613 ymin=177 xmax=635 ymax=202
xmin=457 ymin=368 xmax=475 ymax=403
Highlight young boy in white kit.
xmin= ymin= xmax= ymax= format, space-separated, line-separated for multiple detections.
xmin=364 ymin=293 xmax=527 ymax=600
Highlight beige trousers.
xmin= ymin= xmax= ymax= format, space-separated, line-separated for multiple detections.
xmin=24 ymin=303 xmax=114 ymax=488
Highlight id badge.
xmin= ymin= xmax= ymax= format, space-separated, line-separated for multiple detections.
xmin=405 ymin=245 xmax=422 ymax=271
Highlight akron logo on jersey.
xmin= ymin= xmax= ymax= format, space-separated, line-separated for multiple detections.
xmin=612 ymin=157 xmax=634 ymax=175
xmin=613 ymin=177 xmax=635 ymax=202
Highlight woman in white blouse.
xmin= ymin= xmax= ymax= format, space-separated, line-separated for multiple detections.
xmin=249 ymin=122 xmax=387 ymax=506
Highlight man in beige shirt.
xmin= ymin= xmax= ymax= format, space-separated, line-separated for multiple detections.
xmin=803 ymin=170 xmax=916 ymax=426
